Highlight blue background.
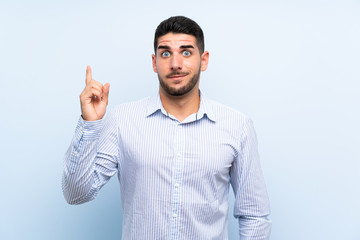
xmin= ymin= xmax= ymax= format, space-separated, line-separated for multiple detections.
xmin=1 ymin=0 xmax=359 ymax=239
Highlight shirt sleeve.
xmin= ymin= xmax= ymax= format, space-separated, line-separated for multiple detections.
xmin=230 ymin=117 xmax=272 ymax=239
xmin=62 ymin=109 xmax=120 ymax=205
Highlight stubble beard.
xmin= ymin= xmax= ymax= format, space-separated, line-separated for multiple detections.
xmin=158 ymin=69 xmax=200 ymax=97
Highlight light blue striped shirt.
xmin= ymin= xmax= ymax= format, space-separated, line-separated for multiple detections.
xmin=62 ymin=92 xmax=271 ymax=239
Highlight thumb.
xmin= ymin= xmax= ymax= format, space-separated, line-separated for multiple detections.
xmin=102 ymin=83 xmax=110 ymax=103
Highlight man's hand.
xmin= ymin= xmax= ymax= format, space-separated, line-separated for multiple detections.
xmin=80 ymin=66 xmax=110 ymax=121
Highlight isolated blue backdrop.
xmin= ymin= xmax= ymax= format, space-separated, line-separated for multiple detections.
xmin=1 ymin=0 xmax=359 ymax=239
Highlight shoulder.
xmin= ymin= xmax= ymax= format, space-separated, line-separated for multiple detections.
xmin=205 ymin=98 xmax=257 ymax=140
xmin=106 ymin=96 xmax=152 ymax=120
xmin=206 ymin=98 xmax=251 ymax=124
xmin=204 ymin=98 xmax=257 ymax=149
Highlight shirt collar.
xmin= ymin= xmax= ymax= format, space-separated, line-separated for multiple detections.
xmin=145 ymin=90 xmax=216 ymax=122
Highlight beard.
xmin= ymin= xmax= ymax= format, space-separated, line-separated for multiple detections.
xmin=158 ymin=69 xmax=200 ymax=97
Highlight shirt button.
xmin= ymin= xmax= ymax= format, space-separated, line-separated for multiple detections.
xmin=174 ymin=183 xmax=179 ymax=188
xmin=172 ymin=213 xmax=177 ymax=218
xmin=177 ymin=153 xmax=181 ymax=157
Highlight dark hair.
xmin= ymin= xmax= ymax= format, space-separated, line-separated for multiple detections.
xmin=154 ymin=16 xmax=204 ymax=54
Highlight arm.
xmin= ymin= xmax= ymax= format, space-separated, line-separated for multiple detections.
xmin=62 ymin=112 xmax=119 ymax=204
xmin=230 ymin=117 xmax=272 ymax=240
xmin=62 ymin=66 xmax=118 ymax=205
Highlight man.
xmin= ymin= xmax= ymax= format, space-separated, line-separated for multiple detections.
xmin=63 ymin=16 xmax=271 ymax=239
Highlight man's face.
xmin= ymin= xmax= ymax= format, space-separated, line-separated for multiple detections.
xmin=152 ymin=33 xmax=209 ymax=97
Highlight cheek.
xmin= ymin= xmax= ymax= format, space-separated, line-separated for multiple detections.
xmin=156 ymin=61 xmax=169 ymax=74
xmin=184 ymin=59 xmax=201 ymax=71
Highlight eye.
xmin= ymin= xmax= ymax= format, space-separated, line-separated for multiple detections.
xmin=183 ymin=50 xmax=191 ymax=56
xmin=161 ymin=51 xmax=170 ymax=57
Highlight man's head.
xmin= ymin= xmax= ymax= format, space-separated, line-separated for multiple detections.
xmin=154 ymin=16 xmax=205 ymax=55
xmin=152 ymin=16 xmax=209 ymax=97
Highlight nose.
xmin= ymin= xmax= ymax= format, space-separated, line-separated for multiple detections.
xmin=170 ymin=53 xmax=183 ymax=71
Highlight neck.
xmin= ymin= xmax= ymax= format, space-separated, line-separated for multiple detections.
xmin=159 ymin=87 xmax=200 ymax=122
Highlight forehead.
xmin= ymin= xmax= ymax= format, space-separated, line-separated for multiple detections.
xmin=157 ymin=33 xmax=197 ymax=49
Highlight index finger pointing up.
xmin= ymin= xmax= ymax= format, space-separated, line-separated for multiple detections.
xmin=86 ymin=65 xmax=92 ymax=85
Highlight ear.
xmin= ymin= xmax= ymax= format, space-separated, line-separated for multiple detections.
xmin=200 ymin=51 xmax=209 ymax=71
xmin=152 ymin=54 xmax=158 ymax=73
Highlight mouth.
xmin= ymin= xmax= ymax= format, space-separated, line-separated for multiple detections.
xmin=167 ymin=72 xmax=189 ymax=80
xmin=169 ymin=75 xmax=186 ymax=79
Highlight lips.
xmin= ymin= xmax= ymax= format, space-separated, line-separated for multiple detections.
xmin=170 ymin=75 xmax=186 ymax=79
xmin=167 ymin=72 xmax=189 ymax=79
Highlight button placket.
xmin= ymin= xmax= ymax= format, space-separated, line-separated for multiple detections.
xmin=169 ymin=123 xmax=185 ymax=239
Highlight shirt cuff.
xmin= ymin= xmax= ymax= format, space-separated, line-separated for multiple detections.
xmin=75 ymin=116 xmax=103 ymax=141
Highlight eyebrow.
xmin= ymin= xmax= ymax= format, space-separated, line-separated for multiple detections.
xmin=157 ymin=45 xmax=170 ymax=50
xmin=180 ymin=45 xmax=195 ymax=49
xmin=157 ymin=45 xmax=195 ymax=50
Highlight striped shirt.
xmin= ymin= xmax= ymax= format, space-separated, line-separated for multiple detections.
xmin=62 ymin=91 xmax=271 ymax=239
